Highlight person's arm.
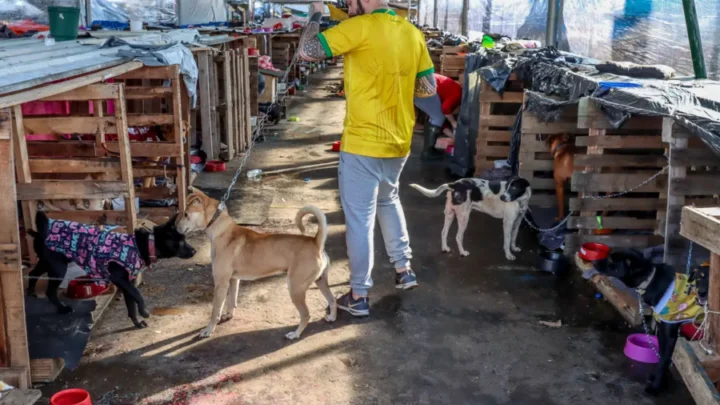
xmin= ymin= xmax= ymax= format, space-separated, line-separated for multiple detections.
xmin=415 ymin=38 xmax=436 ymax=98
xmin=299 ymin=2 xmax=365 ymax=61
xmin=297 ymin=5 xmax=326 ymax=61
xmin=445 ymin=114 xmax=457 ymax=129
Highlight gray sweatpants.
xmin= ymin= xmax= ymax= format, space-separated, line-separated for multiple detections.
xmin=338 ymin=151 xmax=412 ymax=297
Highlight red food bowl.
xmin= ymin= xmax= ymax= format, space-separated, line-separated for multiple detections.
xmin=66 ymin=278 xmax=109 ymax=300
xmin=579 ymin=242 xmax=610 ymax=261
xmin=51 ymin=389 xmax=92 ymax=405
xmin=204 ymin=160 xmax=227 ymax=172
xmin=331 ymin=141 xmax=341 ymax=152
xmin=681 ymin=322 xmax=705 ymax=341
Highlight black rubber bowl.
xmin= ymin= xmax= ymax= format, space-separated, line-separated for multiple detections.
xmin=536 ymin=249 xmax=568 ymax=275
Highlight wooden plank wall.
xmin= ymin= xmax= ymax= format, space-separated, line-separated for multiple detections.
xmin=474 ymin=74 xmax=523 ymax=175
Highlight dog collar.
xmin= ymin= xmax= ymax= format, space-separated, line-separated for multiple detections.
xmin=550 ymin=141 xmax=568 ymax=157
xmin=206 ymin=201 xmax=227 ymax=231
xmin=636 ymin=266 xmax=657 ymax=295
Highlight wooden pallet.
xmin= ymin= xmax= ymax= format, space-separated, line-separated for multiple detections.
xmin=474 ymin=74 xmax=523 ymax=174
xmin=678 ymin=207 xmax=720 ymax=405
xmin=429 ymin=48 xmax=443 ymax=73
xmin=566 ymin=98 xmax=666 ymax=251
xmin=248 ymin=55 xmax=260 ymax=118
xmin=14 ymin=83 xmax=138 ymax=263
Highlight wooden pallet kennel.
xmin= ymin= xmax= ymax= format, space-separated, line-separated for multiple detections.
xmin=566 ymin=99 xmax=667 ymax=251
xmin=519 ymin=95 xmax=584 ymax=208
xmin=679 ymin=207 xmax=720 ymax=405
xmin=474 ymin=74 xmax=523 ymax=174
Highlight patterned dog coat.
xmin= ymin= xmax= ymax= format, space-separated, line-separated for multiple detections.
xmin=654 ymin=273 xmax=704 ymax=324
xmin=44 ymin=219 xmax=147 ymax=281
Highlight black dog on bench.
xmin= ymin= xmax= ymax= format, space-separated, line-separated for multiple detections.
xmin=27 ymin=211 xmax=196 ymax=329
xmin=598 ymin=250 xmax=710 ymax=394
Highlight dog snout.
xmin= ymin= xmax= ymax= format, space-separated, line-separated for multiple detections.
xmin=500 ymin=194 xmax=509 ymax=202
xmin=179 ymin=243 xmax=196 ymax=259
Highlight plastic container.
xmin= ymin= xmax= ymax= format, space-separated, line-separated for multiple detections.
xmin=51 ymin=388 xmax=92 ymax=405
xmin=623 ymin=334 xmax=659 ymax=364
xmin=204 ymin=160 xmax=227 ymax=172
xmin=247 ymin=169 xmax=263 ymax=180
xmin=130 ymin=19 xmax=143 ymax=32
xmin=331 ymin=141 xmax=341 ymax=152
xmin=66 ymin=278 xmax=110 ymax=299
xmin=48 ymin=7 xmax=80 ymax=42
xmin=579 ymin=242 xmax=610 ymax=261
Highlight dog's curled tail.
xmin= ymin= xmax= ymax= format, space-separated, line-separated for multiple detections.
xmin=409 ymin=183 xmax=450 ymax=198
xmin=296 ymin=205 xmax=328 ymax=250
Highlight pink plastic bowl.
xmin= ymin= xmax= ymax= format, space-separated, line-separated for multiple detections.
xmin=624 ymin=334 xmax=660 ymax=364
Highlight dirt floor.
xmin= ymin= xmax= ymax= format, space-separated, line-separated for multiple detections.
xmin=39 ymin=68 xmax=694 ymax=405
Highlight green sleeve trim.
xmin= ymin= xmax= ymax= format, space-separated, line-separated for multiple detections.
xmin=416 ymin=67 xmax=435 ymax=78
xmin=317 ymin=33 xmax=333 ymax=58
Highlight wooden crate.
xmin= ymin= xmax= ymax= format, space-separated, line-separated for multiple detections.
xmin=441 ymin=46 xmax=465 ymax=81
xmin=566 ymin=98 xmax=667 ymax=251
xmin=114 ymin=65 xmax=189 ymax=220
xmin=429 ymin=48 xmax=443 ymax=73
xmin=519 ymin=95 xmax=584 ymax=208
xmin=14 ymin=83 xmax=139 ymax=253
xmin=474 ymin=74 xmax=523 ymax=174
xmin=679 ymin=207 xmax=720 ymax=405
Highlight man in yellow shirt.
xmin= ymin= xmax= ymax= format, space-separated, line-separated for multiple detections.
xmin=299 ymin=0 xmax=436 ymax=317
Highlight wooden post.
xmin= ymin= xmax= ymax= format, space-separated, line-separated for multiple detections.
xmin=11 ymin=106 xmax=37 ymax=265
xmin=240 ymin=47 xmax=253 ymax=147
xmin=171 ymin=69 xmax=187 ymax=215
xmin=113 ymin=85 xmax=138 ymax=231
xmin=710 ymin=253 xmax=720 ymax=354
xmin=578 ymin=98 xmax=606 ymax=236
xmin=664 ymin=118 xmax=690 ymax=269
xmin=197 ymin=51 xmax=215 ymax=159
xmin=0 ymin=108 xmax=31 ymax=386
xmin=223 ymin=51 xmax=235 ymax=159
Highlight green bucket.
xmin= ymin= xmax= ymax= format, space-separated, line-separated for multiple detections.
xmin=48 ymin=6 xmax=80 ymax=41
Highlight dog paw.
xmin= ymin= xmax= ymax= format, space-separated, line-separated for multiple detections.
xmin=58 ymin=306 xmax=74 ymax=315
xmin=134 ymin=321 xmax=148 ymax=329
xmin=285 ymin=331 xmax=302 ymax=340
xmin=512 ymin=246 xmax=522 ymax=253
xmin=139 ymin=308 xmax=151 ymax=319
xmin=325 ymin=312 xmax=337 ymax=323
xmin=219 ymin=314 xmax=234 ymax=324
xmin=197 ymin=328 xmax=214 ymax=339
xmin=442 ymin=247 xmax=451 ymax=253
xmin=459 ymin=250 xmax=470 ymax=257
xmin=505 ymin=253 xmax=516 ymax=261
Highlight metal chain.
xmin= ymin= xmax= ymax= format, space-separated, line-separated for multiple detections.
xmin=638 ymin=299 xmax=662 ymax=360
xmin=522 ymin=165 xmax=669 ymax=233
xmin=686 ymin=241 xmax=694 ymax=275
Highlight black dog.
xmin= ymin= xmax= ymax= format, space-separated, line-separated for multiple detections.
xmin=27 ymin=212 xmax=196 ymax=328
xmin=598 ymin=251 xmax=710 ymax=394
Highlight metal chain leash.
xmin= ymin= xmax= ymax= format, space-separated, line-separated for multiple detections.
xmin=523 ymin=165 xmax=669 ymax=233
xmin=638 ymin=299 xmax=662 ymax=360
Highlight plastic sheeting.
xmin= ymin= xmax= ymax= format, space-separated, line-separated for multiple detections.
xmin=92 ymin=0 xmax=176 ymax=25
xmin=450 ymin=46 xmax=720 ymax=176
xmin=419 ymin=0 xmax=720 ymax=81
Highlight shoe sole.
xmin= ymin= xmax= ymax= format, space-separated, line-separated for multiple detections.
xmin=337 ymin=304 xmax=370 ymax=317
xmin=396 ymin=281 xmax=418 ymax=290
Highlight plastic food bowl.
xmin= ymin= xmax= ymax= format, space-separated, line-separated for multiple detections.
xmin=331 ymin=141 xmax=341 ymax=152
xmin=50 ymin=388 xmax=92 ymax=405
xmin=681 ymin=322 xmax=705 ymax=341
xmin=624 ymin=334 xmax=660 ymax=364
xmin=536 ymin=249 xmax=567 ymax=275
xmin=579 ymin=242 xmax=610 ymax=261
xmin=204 ymin=160 xmax=227 ymax=172
xmin=66 ymin=278 xmax=109 ymax=300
